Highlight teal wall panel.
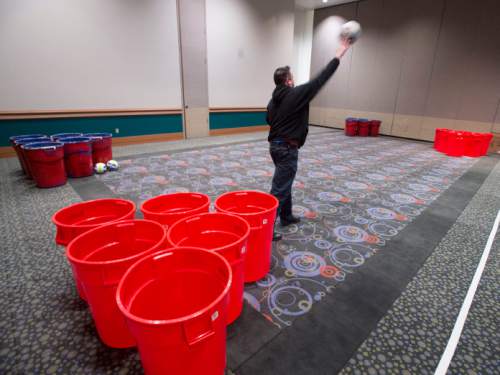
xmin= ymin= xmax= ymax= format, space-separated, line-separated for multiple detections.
xmin=209 ymin=112 xmax=267 ymax=130
xmin=0 ymin=114 xmax=183 ymax=147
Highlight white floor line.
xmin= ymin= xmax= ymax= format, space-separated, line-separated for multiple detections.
xmin=434 ymin=209 xmax=500 ymax=375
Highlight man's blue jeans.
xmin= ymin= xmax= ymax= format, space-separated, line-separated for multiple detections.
xmin=269 ymin=142 xmax=298 ymax=220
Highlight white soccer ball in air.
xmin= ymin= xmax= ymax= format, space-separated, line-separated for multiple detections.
xmin=341 ymin=21 xmax=362 ymax=43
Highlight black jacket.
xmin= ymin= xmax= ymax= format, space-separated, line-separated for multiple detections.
xmin=266 ymin=57 xmax=340 ymax=148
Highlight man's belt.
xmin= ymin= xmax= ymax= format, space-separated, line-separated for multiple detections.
xmin=271 ymin=138 xmax=299 ymax=148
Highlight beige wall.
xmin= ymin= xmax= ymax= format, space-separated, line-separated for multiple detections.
xmin=206 ymin=0 xmax=295 ymax=107
xmin=293 ymin=7 xmax=314 ymax=85
xmin=310 ymin=0 xmax=500 ymax=140
xmin=0 ymin=0 xmax=182 ymax=110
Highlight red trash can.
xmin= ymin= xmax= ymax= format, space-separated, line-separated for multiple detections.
xmin=10 ymin=134 xmax=47 ymax=175
xmin=462 ymin=132 xmax=474 ymax=157
xmin=66 ymin=219 xmax=167 ymax=348
xmin=13 ymin=136 xmax=50 ymax=177
xmin=441 ymin=130 xmax=455 ymax=154
xmin=466 ymin=133 xmax=483 ymax=157
xmin=52 ymin=198 xmax=137 ymax=246
xmin=116 ymin=248 xmax=232 ymax=375
xmin=434 ymin=128 xmax=447 ymax=152
xmin=140 ymin=193 xmax=210 ymax=229
xmin=446 ymin=131 xmax=464 ymax=157
xmin=59 ymin=137 xmax=94 ymax=178
xmin=345 ymin=118 xmax=358 ymax=136
xmin=215 ymin=190 xmax=278 ymax=283
xmin=52 ymin=198 xmax=136 ymax=301
xmin=85 ymin=133 xmax=113 ymax=164
xmin=22 ymin=141 xmax=66 ymax=188
xmin=167 ymin=213 xmax=250 ymax=324
xmin=358 ymin=119 xmax=370 ymax=136
xmin=369 ymin=120 xmax=382 ymax=137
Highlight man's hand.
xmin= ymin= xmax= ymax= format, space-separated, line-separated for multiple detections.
xmin=335 ymin=37 xmax=351 ymax=59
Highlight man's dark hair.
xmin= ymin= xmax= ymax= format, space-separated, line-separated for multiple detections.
xmin=274 ymin=66 xmax=291 ymax=85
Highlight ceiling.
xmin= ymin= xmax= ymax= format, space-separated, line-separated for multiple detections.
xmin=295 ymin=0 xmax=358 ymax=10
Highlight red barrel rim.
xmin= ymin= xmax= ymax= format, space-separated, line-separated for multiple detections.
xmin=140 ymin=192 xmax=210 ymax=217
xmin=21 ymin=141 xmax=63 ymax=150
xmin=66 ymin=219 xmax=166 ymax=266
xmin=214 ymin=190 xmax=278 ymax=216
xmin=116 ymin=247 xmax=232 ymax=325
xmin=14 ymin=137 xmax=51 ymax=146
xmin=167 ymin=212 xmax=250 ymax=253
xmin=51 ymin=198 xmax=136 ymax=230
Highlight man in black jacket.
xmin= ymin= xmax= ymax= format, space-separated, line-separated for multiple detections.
xmin=267 ymin=38 xmax=351 ymax=240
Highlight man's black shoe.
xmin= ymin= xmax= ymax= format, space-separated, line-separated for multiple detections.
xmin=280 ymin=216 xmax=301 ymax=227
xmin=272 ymin=232 xmax=282 ymax=241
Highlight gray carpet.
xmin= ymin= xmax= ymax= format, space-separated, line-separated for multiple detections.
xmin=0 ymin=129 xmax=498 ymax=374
xmin=0 ymin=158 xmax=143 ymax=374
xmin=340 ymin=159 xmax=500 ymax=375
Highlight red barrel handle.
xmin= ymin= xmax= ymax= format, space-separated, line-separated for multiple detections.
xmin=183 ymin=312 xmax=217 ymax=346
xmin=251 ymin=217 xmax=270 ymax=231
xmin=226 ymin=244 xmax=247 ymax=264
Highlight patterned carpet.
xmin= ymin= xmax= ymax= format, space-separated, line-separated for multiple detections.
xmin=2 ymin=129 xmax=496 ymax=375
xmin=97 ymin=131 xmax=476 ymax=328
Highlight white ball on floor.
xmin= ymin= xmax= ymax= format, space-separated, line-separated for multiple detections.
xmin=106 ymin=160 xmax=119 ymax=171
xmin=341 ymin=20 xmax=362 ymax=43
xmin=94 ymin=163 xmax=107 ymax=174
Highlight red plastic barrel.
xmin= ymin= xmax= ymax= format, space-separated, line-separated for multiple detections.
xmin=167 ymin=213 xmax=249 ymax=324
xmin=13 ymin=136 xmax=50 ymax=177
xmin=215 ymin=190 xmax=278 ymax=283
xmin=434 ymin=128 xmax=446 ymax=152
xmin=66 ymin=219 xmax=167 ymax=348
xmin=52 ymin=198 xmax=136 ymax=301
xmin=465 ymin=133 xmax=483 ymax=157
xmin=22 ymin=141 xmax=66 ymax=188
xmin=85 ymin=133 xmax=113 ymax=164
xmin=52 ymin=198 xmax=137 ymax=246
xmin=116 ymin=247 xmax=232 ymax=375
xmin=10 ymin=134 xmax=47 ymax=174
xmin=446 ymin=132 xmax=464 ymax=157
xmin=345 ymin=118 xmax=358 ymax=136
xmin=369 ymin=120 xmax=382 ymax=137
xmin=441 ymin=130 xmax=455 ymax=154
xmin=59 ymin=137 xmax=94 ymax=178
xmin=358 ymin=119 xmax=370 ymax=136
xmin=140 ymin=193 xmax=210 ymax=228
xmin=462 ymin=132 xmax=474 ymax=157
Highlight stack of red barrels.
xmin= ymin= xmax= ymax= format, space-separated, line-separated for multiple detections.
xmin=434 ymin=129 xmax=493 ymax=157
xmin=345 ymin=118 xmax=381 ymax=137
xmin=9 ymin=132 xmax=113 ymax=188
xmin=52 ymin=190 xmax=278 ymax=375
